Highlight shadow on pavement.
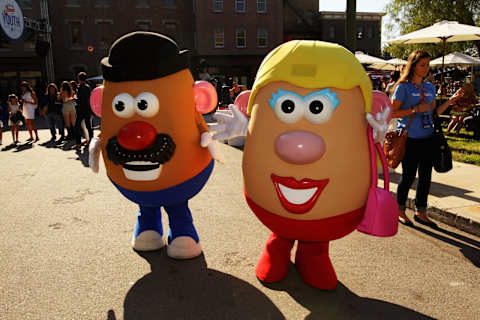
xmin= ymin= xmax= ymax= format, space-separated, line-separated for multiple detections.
xmin=12 ymin=141 xmax=34 ymax=152
xmin=412 ymin=225 xmax=480 ymax=268
xmin=389 ymin=171 xmax=480 ymax=204
xmin=110 ymin=250 xmax=285 ymax=320
xmin=264 ymin=264 xmax=433 ymax=320
xmin=75 ymin=147 xmax=90 ymax=167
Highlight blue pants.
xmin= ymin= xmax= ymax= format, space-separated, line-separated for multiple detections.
xmin=46 ymin=112 xmax=65 ymax=138
xmin=112 ymin=160 xmax=214 ymax=243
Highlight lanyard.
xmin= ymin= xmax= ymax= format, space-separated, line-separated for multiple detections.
xmin=412 ymin=82 xmax=425 ymax=103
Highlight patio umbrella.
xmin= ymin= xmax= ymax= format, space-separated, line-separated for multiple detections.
xmin=369 ymin=58 xmax=408 ymax=71
xmin=354 ymin=51 xmax=387 ymax=64
xmin=387 ymin=20 xmax=480 ymax=84
xmin=429 ymin=52 xmax=480 ymax=66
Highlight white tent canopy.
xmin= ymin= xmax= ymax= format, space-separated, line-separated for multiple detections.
xmin=387 ymin=20 xmax=480 ymax=44
xmin=429 ymin=52 xmax=480 ymax=66
xmin=354 ymin=51 xmax=387 ymax=64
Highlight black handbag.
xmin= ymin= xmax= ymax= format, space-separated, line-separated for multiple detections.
xmin=432 ymin=114 xmax=452 ymax=173
xmin=10 ymin=110 xmax=24 ymax=125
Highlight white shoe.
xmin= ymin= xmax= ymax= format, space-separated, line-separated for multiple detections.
xmin=167 ymin=236 xmax=202 ymax=259
xmin=132 ymin=230 xmax=165 ymax=251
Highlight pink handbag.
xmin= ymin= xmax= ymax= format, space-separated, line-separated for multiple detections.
xmin=357 ymin=126 xmax=398 ymax=237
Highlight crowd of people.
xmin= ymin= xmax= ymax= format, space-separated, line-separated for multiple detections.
xmin=209 ymin=76 xmax=247 ymax=109
xmin=0 ymin=72 xmax=94 ymax=150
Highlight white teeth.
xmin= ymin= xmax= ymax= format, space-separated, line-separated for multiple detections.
xmin=125 ymin=161 xmax=153 ymax=165
xmin=278 ymin=184 xmax=317 ymax=205
xmin=122 ymin=165 xmax=162 ymax=181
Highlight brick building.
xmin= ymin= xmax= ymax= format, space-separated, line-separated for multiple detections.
xmin=193 ymin=0 xmax=283 ymax=88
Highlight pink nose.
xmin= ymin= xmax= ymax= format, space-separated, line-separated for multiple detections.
xmin=274 ymin=130 xmax=326 ymax=164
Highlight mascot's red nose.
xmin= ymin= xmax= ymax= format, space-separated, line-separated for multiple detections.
xmin=117 ymin=121 xmax=157 ymax=151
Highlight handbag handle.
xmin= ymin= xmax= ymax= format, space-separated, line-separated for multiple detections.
xmin=368 ymin=126 xmax=389 ymax=191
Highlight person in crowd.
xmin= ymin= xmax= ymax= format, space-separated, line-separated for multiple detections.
xmin=229 ymin=82 xmax=245 ymax=100
xmin=385 ymin=71 xmax=400 ymax=97
xmin=7 ymin=94 xmax=22 ymax=144
xmin=43 ymin=83 xmax=65 ymax=141
xmin=220 ymin=85 xmax=233 ymax=108
xmin=74 ymin=72 xmax=93 ymax=150
xmin=20 ymin=81 xmax=39 ymax=142
xmin=60 ymin=81 xmax=77 ymax=141
xmin=391 ymin=49 xmax=460 ymax=228
xmin=447 ymin=83 xmax=477 ymax=136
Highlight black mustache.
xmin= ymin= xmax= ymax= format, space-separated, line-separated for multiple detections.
xmin=106 ymin=134 xmax=176 ymax=165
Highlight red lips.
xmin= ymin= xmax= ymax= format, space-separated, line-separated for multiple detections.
xmin=271 ymin=174 xmax=329 ymax=214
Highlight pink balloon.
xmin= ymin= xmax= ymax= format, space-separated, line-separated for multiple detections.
xmin=371 ymin=90 xmax=392 ymax=123
xmin=90 ymin=85 xmax=103 ymax=117
xmin=234 ymin=90 xmax=251 ymax=117
xmin=193 ymin=81 xmax=218 ymax=114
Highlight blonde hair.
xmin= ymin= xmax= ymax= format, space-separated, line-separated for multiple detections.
xmin=247 ymin=40 xmax=372 ymax=115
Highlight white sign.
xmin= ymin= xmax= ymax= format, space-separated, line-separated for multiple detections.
xmin=0 ymin=0 xmax=24 ymax=40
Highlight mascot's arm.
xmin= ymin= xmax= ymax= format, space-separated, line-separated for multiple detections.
xmin=210 ymin=104 xmax=248 ymax=141
xmin=196 ymin=111 xmax=225 ymax=164
xmin=89 ymin=136 xmax=102 ymax=173
xmin=366 ymin=106 xmax=389 ymax=145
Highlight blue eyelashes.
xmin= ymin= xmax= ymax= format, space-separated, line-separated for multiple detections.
xmin=269 ymin=89 xmax=340 ymax=110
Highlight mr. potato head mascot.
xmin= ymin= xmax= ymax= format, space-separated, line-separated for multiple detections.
xmin=212 ymin=40 xmax=397 ymax=290
xmin=89 ymin=32 xmax=223 ymax=259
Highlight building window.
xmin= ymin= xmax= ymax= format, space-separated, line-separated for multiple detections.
xmin=328 ymin=25 xmax=335 ymax=39
xmin=257 ymin=0 xmax=266 ymax=13
xmin=214 ymin=28 xmax=224 ymax=48
xmin=65 ymin=0 xmax=80 ymax=6
xmin=357 ymin=26 xmax=363 ymax=40
xmin=17 ymin=0 xmax=32 ymax=9
xmin=213 ymin=0 xmax=223 ymax=12
xmin=257 ymin=28 xmax=267 ymax=48
xmin=235 ymin=0 xmax=245 ymax=12
xmin=135 ymin=0 xmax=149 ymax=7
xmin=135 ymin=20 xmax=151 ymax=31
xmin=95 ymin=20 xmax=113 ymax=49
xmin=236 ymin=28 xmax=246 ymax=48
xmin=163 ymin=21 xmax=177 ymax=40
xmin=367 ymin=26 xmax=374 ymax=39
xmin=95 ymin=0 xmax=110 ymax=7
xmin=68 ymin=21 xmax=84 ymax=48
xmin=163 ymin=0 xmax=176 ymax=6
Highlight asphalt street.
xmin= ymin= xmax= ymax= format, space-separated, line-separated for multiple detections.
xmin=0 ymin=129 xmax=479 ymax=320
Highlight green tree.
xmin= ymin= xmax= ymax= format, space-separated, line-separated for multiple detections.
xmin=383 ymin=0 xmax=480 ymax=59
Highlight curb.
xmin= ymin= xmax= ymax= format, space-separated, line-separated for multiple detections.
xmin=404 ymin=197 xmax=480 ymax=237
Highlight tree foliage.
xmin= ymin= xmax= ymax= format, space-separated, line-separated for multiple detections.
xmin=383 ymin=0 xmax=480 ymax=59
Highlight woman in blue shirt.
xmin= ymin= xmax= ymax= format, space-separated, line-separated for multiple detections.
xmin=392 ymin=50 xmax=460 ymax=228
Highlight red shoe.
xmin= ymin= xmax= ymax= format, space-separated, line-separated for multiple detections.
xmin=255 ymin=233 xmax=294 ymax=283
xmin=295 ymin=241 xmax=338 ymax=290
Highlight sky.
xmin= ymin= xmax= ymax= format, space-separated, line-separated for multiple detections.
xmin=319 ymin=0 xmax=398 ymax=45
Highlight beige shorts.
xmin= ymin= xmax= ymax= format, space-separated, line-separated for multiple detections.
xmin=62 ymin=100 xmax=76 ymax=116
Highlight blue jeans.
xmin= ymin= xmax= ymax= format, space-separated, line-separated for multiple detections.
xmin=397 ymin=136 xmax=435 ymax=213
xmin=46 ymin=112 xmax=65 ymax=138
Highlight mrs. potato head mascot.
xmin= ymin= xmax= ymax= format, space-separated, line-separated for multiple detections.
xmin=89 ymin=32 xmax=223 ymax=259
xmin=211 ymin=41 xmax=396 ymax=290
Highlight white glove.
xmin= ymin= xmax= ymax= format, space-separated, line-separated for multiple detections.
xmin=200 ymin=131 xmax=225 ymax=164
xmin=366 ymin=106 xmax=390 ymax=145
xmin=209 ymin=104 xmax=249 ymax=141
xmin=89 ymin=136 xmax=102 ymax=173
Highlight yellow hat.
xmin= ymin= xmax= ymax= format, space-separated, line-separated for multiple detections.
xmin=247 ymin=40 xmax=372 ymax=115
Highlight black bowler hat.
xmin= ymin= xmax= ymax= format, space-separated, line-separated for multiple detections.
xmin=101 ymin=31 xmax=189 ymax=82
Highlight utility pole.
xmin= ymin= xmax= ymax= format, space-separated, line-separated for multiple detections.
xmin=345 ymin=0 xmax=356 ymax=52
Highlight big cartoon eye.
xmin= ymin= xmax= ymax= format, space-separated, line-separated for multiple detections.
xmin=135 ymin=92 xmax=159 ymax=117
xmin=303 ymin=94 xmax=336 ymax=124
xmin=112 ymin=93 xmax=135 ymax=118
xmin=272 ymin=94 xmax=303 ymax=124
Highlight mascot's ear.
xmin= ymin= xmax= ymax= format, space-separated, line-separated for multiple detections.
xmin=90 ymin=85 xmax=103 ymax=117
xmin=193 ymin=81 xmax=218 ymax=114
xmin=371 ymin=90 xmax=392 ymax=123
xmin=233 ymin=90 xmax=251 ymax=117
